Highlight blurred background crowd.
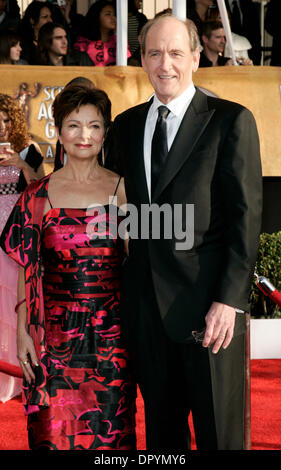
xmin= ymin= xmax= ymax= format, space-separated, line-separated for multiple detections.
xmin=0 ymin=0 xmax=279 ymax=68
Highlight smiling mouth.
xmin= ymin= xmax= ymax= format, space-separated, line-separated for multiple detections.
xmin=159 ymin=75 xmax=174 ymax=80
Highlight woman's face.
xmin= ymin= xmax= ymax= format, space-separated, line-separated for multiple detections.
xmin=33 ymin=6 xmax=52 ymax=31
xmin=58 ymin=104 xmax=105 ymax=161
xmin=99 ymin=5 xmax=116 ymax=32
xmin=0 ymin=110 xmax=11 ymax=143
xmin=10 ymin=42 xmax=22 ymax=62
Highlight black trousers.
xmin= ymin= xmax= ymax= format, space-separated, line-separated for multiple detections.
xmin=123 ymin=277 xmax=248 ymax=451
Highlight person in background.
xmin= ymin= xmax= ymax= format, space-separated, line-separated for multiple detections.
xmin=46 ymin=0 xmax=85 ymax=47
xmin=265 ymin=0 xmax=281 ymax=67
xmin=199 ymin=20 xmax=252 ymax=66
xmin=0 ymin=29 xmax=27 ymax=64
xmin=128 ymin=0 xmax=147 ymax=58
xmin=224 ymin=0 xmax=261 ymax=65
xmin=186 ymin=0 xmax=214 ymax=37
xmin=74 ymin=0 xmax=131 ymax=66
xmin=208 ymin=6 xmax=253 ymax=64
xmin=37 ymin=22 xmax=94 ymax=66
xmin=200 ymin=20 xmax=231 ymax=66
xmin=0 ymin=93 xmax=44 ymax=405
xmin=0 ymin=0 xmax=20 ymax=33
xmin=0 ymin=85 xmax=136 ymax=450
xmin=17 ymin=0 xmax=53 ymax=64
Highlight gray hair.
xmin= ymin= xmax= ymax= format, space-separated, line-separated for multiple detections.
xmin=140 ymin=13 xmax=200 ymax=55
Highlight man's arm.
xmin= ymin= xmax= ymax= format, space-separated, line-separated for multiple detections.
xmin=203 ymin=106 xmax=262 ymax=353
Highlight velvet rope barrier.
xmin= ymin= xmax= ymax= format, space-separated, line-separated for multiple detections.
xmin=0 ymin=360 xmax=23 ymax=378
xmin=255 ymin=274 xmax=281 ymax=308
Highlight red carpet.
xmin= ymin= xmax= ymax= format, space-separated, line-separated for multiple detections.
xmin=0 ymin=359 xmax=280 ymax=450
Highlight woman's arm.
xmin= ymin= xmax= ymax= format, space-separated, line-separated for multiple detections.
xmin=21 ymin=141 xmax=45 ymax=183
xmin=21 ymin=159 xmax=44 ymax=184
xmin=0 ymin=142 xmax=45 ymax=184
xmin=17 ymin=266 xmax=39 ymax=383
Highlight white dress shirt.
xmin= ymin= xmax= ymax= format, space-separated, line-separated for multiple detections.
xmin=143 ymin=83 xmax=196 ymax=200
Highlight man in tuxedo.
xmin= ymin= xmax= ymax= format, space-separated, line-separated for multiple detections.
xmin=110 ymin=13 xmax=262 ymax=450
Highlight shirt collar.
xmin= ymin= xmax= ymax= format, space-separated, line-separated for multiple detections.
xmin=151 ymin=83 xmax=196 ymax=118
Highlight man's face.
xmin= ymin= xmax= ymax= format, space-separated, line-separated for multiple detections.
xmin=203 ymin=28 xmax=226 ymax=54
xmin=141 ymin=18 xmax=200 ymax=104
xmin=50 ymin=27 xmax=68 ymax=56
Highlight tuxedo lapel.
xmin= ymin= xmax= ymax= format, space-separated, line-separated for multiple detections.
xmin=152 ymin=89 xmax=215 ymax=202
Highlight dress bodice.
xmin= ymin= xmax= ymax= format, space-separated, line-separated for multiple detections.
xmin=41 ymin=205 xmax=125 ymax=300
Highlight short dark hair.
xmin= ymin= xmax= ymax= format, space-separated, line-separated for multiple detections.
xmin=65 ymin=77 xmax=96 ymax=89
xmin=0 ymin=30 xmax=21 ymax=64
xmin=201 ymin=21 xmax=224 ymax=40
xmin=53 ymin=85 xmax=112 ymax=133
xmin=140 ymin=13 xmax=200 ymax=55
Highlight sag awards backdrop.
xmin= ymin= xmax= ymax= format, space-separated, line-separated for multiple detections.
xmin=0 ymin=64 xmax=280 ymax=178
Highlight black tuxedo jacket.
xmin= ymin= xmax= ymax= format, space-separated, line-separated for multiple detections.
xmin=111 ymin=88 xmax=262 ymax=342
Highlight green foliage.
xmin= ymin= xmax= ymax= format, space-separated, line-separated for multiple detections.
xmin=251 ymin=231 xmax=281 ymax=318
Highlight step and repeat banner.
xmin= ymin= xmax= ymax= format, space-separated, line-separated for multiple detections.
xmin=0 ymin=64 xmax=280 ymax=176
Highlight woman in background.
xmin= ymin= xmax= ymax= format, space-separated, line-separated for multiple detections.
xmin=0 ymin=0 xmax=20 ymax=33
xmin=0 ymin=29 xmax=27 ymax=64
xmin=186 ymin=0 xmax=214 ymax=37
xmin=74 ymin=0 xmax=131 ymax=66
xmin=17 ymin=0 xmax=53 ymax=64
xmin=47 ymin=0 xmax=84 ymax=46
xmin=0 ymin=93 xmax=44 ymax=404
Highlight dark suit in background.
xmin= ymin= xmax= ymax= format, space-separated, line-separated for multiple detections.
xmin=225 ymin=0 xmax=261 ymax=65
xmin=265 ymin=0 xmax=281 ymax=66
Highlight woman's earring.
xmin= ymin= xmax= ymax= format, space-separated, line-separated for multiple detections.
xmin=60 ymin=144 xmax=64 ymax=166
xmin=101 ymin=144 xmax=105 ymax=167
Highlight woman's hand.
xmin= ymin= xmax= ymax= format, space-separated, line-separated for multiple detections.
xmin=17 ymin=327 xmax=39 ymax=384
xmin=0 ymin=148 xmax=25 ymax=169
xmin=0 ymin=143 xmax=45 ymax=184
xmin=17 ymin=266 xmax=39 ymax=384
xmin=59 ymin=0 xmax=72 ymax=24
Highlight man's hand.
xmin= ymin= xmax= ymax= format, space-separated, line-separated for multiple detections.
xmin=202 ymin=301 xmax=236 ymax=354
